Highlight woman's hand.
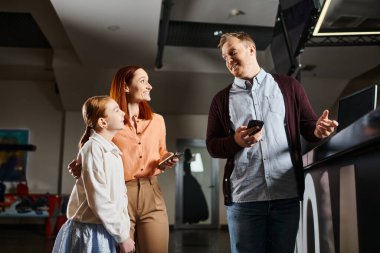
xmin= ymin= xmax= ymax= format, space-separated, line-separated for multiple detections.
xmin=158 ymin=152 xmax=179 ymax=171
xmin=68 ymin=159 xmax=82 ymax=179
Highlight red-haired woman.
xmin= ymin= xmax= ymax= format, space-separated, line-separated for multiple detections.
xmin=69 ymin=65 xmax=177 ymax=253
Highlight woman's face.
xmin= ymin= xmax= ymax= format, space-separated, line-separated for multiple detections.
xmin=126 ymin=68 xmax=152 ymax=103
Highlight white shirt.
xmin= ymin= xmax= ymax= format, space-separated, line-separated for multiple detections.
xmin=67 ymin=132 xmax=130 ymax=243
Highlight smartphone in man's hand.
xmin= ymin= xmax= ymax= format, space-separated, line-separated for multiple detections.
xmin=247 ymin=119 xmax=264 ymax=136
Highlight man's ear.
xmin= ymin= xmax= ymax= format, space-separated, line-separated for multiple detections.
xmin=249 ymin=44 xmax=256 ymax=55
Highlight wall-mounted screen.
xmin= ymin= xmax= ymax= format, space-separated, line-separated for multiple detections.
xmin=337 ymin=84 xmax=378 ymax=132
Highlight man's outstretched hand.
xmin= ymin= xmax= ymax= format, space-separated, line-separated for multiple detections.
xmin=314 ymin=110 xmax=339 ymax=139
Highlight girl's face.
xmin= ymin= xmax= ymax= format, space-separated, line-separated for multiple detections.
xmin=103 ymin=99 xmax=125 ymax=131
xmin=125 ymin=68 xmax=152 ymax=103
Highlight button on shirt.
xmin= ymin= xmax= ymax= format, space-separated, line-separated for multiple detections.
xmin=112 ymin=113 xmax=168 ymax=181
xmin=229 ymin=69 xmax=298 ymax=202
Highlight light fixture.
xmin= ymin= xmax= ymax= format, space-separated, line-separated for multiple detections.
xmin=313 ymin=0 xmax=380 ymax=36
xmin=229 ymin=9 xmax=245 ymax=17
xmin=213 ymin=30 xmax=223 ymax=36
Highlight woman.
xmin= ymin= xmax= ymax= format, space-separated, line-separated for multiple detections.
xmin=69 ymin=65 xmax=178 ymax=253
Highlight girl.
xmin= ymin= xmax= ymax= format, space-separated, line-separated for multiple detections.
xmin=53 ymin=96 xmax=135 ymax=253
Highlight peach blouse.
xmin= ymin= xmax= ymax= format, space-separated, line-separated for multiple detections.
xmin=112 ymin=113 xmax=168 ymax=181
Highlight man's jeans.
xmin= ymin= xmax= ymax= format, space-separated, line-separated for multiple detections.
xmin=227 ymin=198 xmax=300 ymax=253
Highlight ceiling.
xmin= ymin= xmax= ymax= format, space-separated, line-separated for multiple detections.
xmin=315 ymin=0 xmax=380 ymax=35
xmin=1 ymin=0 xmax=379 ymax=114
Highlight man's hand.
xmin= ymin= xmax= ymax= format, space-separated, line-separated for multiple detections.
xmin=68 ymin=159 xmax=82 ymax=179
xmin=314 ymin=110 xmax=339 ymax=139
xmin=234 ymin=125 xmax=263 ymax=148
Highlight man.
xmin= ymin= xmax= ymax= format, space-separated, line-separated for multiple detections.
xmin=206 ymin=32 xmax=338 ymax=253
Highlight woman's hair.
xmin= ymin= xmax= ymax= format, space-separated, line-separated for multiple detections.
xmin=217 ymin=31 xmax=256 ymax=50
xmin=79 ymin=96 xmax=112 ymax=148
xmin=109 ymin=65 xmax=153 ymax=127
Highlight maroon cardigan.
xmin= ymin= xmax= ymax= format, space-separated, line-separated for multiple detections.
xmin=206 ymin=74 xmax=321 ymax=205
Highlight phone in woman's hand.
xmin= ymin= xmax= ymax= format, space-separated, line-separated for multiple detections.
xmin=158 ymin=152 xmax=183 ymax=168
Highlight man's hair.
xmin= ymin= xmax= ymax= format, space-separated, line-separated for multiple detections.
xmin=217 ymin=32 xmax=256 ymax=50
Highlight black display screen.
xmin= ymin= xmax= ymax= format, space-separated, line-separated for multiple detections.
xmin=337 ymin=85 xmax=378 ymax=132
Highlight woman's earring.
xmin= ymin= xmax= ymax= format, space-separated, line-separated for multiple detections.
xmin=125 ymin=85 xmax=130 ymax=94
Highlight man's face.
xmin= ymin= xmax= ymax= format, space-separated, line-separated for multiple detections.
xmin=221 ymin=37 xmax=256 ymax=79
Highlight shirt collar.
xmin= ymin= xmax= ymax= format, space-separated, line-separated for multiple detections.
xmin=90 ymin=131 xmax=122 ymax=156
xmin=254 ymin=68 xmax=267 ymax=85
xmin=233 ymin=68 xmax=267 ymax=90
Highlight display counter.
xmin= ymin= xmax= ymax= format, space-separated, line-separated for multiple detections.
xmin=0 ymin=194 xmax=67 ymax=237
xmin=299 ymin=107 xmax=380 ymax=253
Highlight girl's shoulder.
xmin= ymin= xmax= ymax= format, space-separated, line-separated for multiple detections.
xmin=80 ymin=135 xmax=106 ymax=156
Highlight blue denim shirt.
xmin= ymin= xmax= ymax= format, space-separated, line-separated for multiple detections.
xmin=229 ymin=69 xmax=298 ymax=202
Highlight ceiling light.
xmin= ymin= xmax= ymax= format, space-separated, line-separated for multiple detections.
xmin=214 ymin=30 xmax=223 ymax=36
xmin=229 ymin=9 xmax=245 ymax=17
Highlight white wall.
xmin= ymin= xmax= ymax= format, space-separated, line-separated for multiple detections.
xmin=0 ymin=80 xmax=63 ymax=193
xmin=60 ymin=111 xmax=83 ymax=194
xmin=302 ymin=75 xmax=349 ymax=117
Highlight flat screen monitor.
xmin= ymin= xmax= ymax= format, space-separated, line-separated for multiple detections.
xmin=337 ymin=84 xmax=378 ymax=132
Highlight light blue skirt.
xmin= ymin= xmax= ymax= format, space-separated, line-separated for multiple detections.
xmin=52 ymin=219 xmax=117 ymax=253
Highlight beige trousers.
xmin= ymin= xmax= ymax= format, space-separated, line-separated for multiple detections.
xmin=126 ymin=176 xmax=169 ymax=253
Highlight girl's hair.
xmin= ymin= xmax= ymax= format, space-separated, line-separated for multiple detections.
xmin=79 ymin=96 xmax=113 ymax=148
xmin=109 ymin=65 xmax=153 ymax=127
